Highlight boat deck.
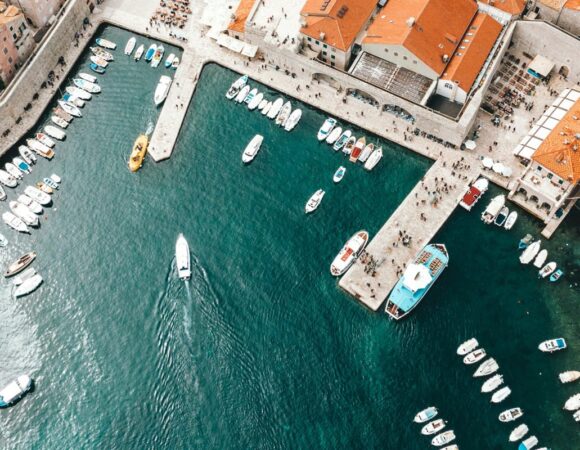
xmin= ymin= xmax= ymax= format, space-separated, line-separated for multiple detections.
xmin=339 ymin=157 xmax=480 ymax=311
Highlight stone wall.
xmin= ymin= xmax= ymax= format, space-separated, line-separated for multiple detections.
xmin=0 ymin=0 xmax=92 ymax=155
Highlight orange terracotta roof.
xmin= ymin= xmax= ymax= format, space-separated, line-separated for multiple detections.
xmin=441 ymin=12 xmax=502 ymax=92
xmin=363 ymin=0 xmax=478 ymax=76
xmin=300 ymin=0 xmax=377 ymax=52
xmin=479 ymin=0 xmax=526 ymax=15
xmin=565 ymin=0 xmax=580 ymax=10
xmin=228 ymin=0 xmax=256 ymax=34
xmin=532 ymin=98 xmax=580 ymax=183
xmin=0 ymin=5 xmax=22 ymax=24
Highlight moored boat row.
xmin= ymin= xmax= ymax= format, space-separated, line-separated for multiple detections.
xmin=413 ymin=406 xmax=457 ymax=448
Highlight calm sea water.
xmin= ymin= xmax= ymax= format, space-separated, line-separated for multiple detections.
xmin=0 ymin=25 xmax=578 ymax=449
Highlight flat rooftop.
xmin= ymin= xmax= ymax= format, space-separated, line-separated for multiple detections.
xmin=248 ymin=0 xmax=305 ymax=52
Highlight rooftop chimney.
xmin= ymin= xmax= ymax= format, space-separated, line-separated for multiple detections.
xmin=406 ymin=17 xmax=415 ymax=28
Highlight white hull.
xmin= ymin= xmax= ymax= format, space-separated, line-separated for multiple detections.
xmin=242 ymin=135 xmax=263 ymax=164
xmin=564 ymin=393 xmax=580 ymax=411
xmin=520 ymin=240 xmax=541 ymax=264
xmin=125 ymin=37 xmax=136 ymax=55
xmin=284 ymin=109 xmax=302 ymax=131
xmin=509 ymin=424 xmax=529 ymax=442
xmin=330 ymin=231 xmax=369 ymax=276
xmin=154 ymin=76 xmax=172 ymax=106
xmin=481 ymin=374 xmax=503 ymax=393
xmin=457 ymin=338 xmax=478 ymax=355
xmin=364 ymin=147 xmax=383 ymax=171
xmin=473 ymin=358 xmax=499 ymax=377
xmin=305 ymin=189 xmax=325 ymax=214
xmin=2 ymin=212 xmax=29 ymax=233
xmin=175 ymin=234 xmax=191 ymax=280
xmin=559 ymin=371 xmax=580 ymax=384
xmin=14 ymin=274 xmax=43 ymax=297
xmin=267 ymin=98 xmax=284 ymax=119
xmin=491 ymin=386 xmax=511 ymax=403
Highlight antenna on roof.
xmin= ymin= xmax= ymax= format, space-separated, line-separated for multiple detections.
xmin=406 ymin=17 xmax=415 ymax=28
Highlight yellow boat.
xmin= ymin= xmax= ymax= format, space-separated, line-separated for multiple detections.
xmin=128 ymin=134 xmax=148 ymax=172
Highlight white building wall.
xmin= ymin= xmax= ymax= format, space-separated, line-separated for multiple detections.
xmin=436 ymin=80 xmax=468 ymax=103
xmin=8 ymin=0 xmax=62 ymax=28
xmin=477 ymin=2 xmax=513 ymax=24
xmin=301 ymin=33 xmax=349 ymax=70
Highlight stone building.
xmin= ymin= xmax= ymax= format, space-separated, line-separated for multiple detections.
xmin=0 ymin=3 xmax=33 ymax=66
xmin=0 ymin=21 xmax=18 ymax=87
xmin=531 ymin=0 xmax=580 ymax=36
xmin=478 ymin=0 xmax=527 ymax=24
xmin=7 ymin=0 xmax=64 ymax=28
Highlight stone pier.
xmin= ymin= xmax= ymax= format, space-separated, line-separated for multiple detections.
xmin=339 ymin=157 xmax=480 ymax=311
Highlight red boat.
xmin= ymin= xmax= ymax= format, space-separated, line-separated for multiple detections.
xmin=459 ymin=178 xmax=489 ymax=211
xmin=349 ymin=137 xmax=366 ymax=163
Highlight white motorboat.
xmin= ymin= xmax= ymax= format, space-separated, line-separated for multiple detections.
xmin=481 ymin=194 xmax=505 ymax=224
xmin=124 ymin=37 xmax=136 ymax=55
xmin=73 ymin=78 xmax=101 ymax=93
xmin=27 ymin=139 xmax=54 ymax=159
xmin=19 ymin=145 xmax=36 ymax=164
xmin=358 ymin=143 xmax=375 ymax=163
xmin=35 ymin=133 xmax=55 ymax=148
xmin=164 ymin=53 xmax=175 ymax=68
xmin=494 ymin=206 xmax=509 ymax=226
xmin=257 ymin=99 xmax=268 ymax=110
xmin=559 ymin=371 xmax=580 ymax=384
xmin=226 ymin=74 xmax=248 ymax=100
xmin=519 ymin=436 xmax=538 ymax=450
xmin=235 ymin=85 xmax=251 ymax=103
xmin=96 ymin=37 xmax=116 ymax=50
xmin=151 ymin=45 xmax=164 ymax=68
xmin=432 ymin=430 xmax=455 ymax=447
xmin=63 ymin=93 xmax=84 ymax=108
xmin=44 ymin=125 xmax=66 ymax=140
xmin=284 ymin=109 xmax=302 ymax=131
xmin=574 ymin=410 xmax=580 ymax=422
xmin=66 ymin=86 xmax=91 ymax=100
xmin=333 ymin=166 xmax=346 ymax=183
xmin=275 ymin=101 xmax=292 ymax=127
xmin=261 ymin=102 xmax=272 ymax=116
xmin=78 ymin=72 xmax=97 ymax=83
xmin=333 ymin=130 xmax=352 ymax=151
xmin=538 ymin=262 xmax=556 ymax=278
xmin=0 ymin=375 xmax=32 ymax=407
xmin=330 ymin=231 xmax=369 ymax=277
xmin=24 ymin=186 xmax=52 ymax=206
xmin=364 ymin=147 xmax=383 ymax=171
xmin=57 ymin=100 xmax=82 ymax=117
xmin=244 ymin=87 xmax=257 ymax=105
xmin=491 ymin=386 xmax=511 ymax=403
xmin=14 ymin=273 xmax=43 ymax=297
xmin=242 ymin=134 xmax=263 ymax=164
xmin=533 ymin=249 xmax=547 ymax=268
xmin=325 ymin=126 xmax=342 ymax=145
xmin=459 ymin=178 xmax=489 ymax=211
xmin=473 ymin=358 xmax=499 ymax=377
xmin=134 ymin=44 xmax=145 ymax=61
xmin=499 ymin=407 xmax=523 ymax=422
xmin=91 ymin=46 xmax=114 ymax=61
xmin=305 ymin=189 xmax=325 ymax=214
xmin=90 ymin=55 xmax=109 ymax=68
xmin=342 ymin=137 xmax=355 ymax=155
xmin=538 ymin=338 xmax=566 ymax=353
xmin=248 ymin=92 xmax=264 ymax=111
xmin=421 ymin=419 xmax=446 ymax=435
xmin=481 ymin=374 xmax=503 ymax=393
xmin=267 ymin=98 xmax=284 ymax=119
xmin=504 ymin=211 xmax=518 ymax=230
xmin=50 ymin=174 xmax=61 ymax=184
xmin=154 ymin=75 xmax=172 ymax=106
xmin=413 ymin=406 xmax=438 ymax=423
xmin=463 ymin=348 xmax=486 ymax=365
xmin=519 ymin=240 xmax=541 ymax=264
xmin=0 ymin=169 xmax=17 ymax=187
xmin=5 ymin=163 xmax=23 ymax=179
xmin=457 ymin=338 xmax=479 ymax=356
xmin=175 ymin=233 xmax=191 ymax=281
xmin=14 ymin=158 xmax=30 ymax=174
xmin=43 ymin=177 xmax=59 ymax=190
xmin=509 ymin=424 xmax=528 ymax=442
xmin=317 ymin=117 xmax=336 ymax=141
xmin=9 ymin=201 xmax=39 ymax=227
xmin=2 ymin=212 xmax=29 ymax=233
xmin=51 ymin=115 xmax=69 ymax=129
xmin=564 ymin=393 xmax=580 ymax=411
xmin=12 ymin=267 xmax=36 ymax=286
xmin=18 ymin=194 xmax=43 ymax=214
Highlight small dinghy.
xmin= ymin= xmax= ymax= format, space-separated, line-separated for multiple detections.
xmin=14 ymin=273 xmax=43 ymax=297
xmin=57 ymin=100 xmax=82 ymax=118
xmin=431 ymin=430 xmax=455 ymax=447
xmin=414 ymin=406 xmax=438 ymax=423
xmin=96 ymin=37 xmax=116 ymax=50
xmin=494 ymin=206 xmax=509 ymax=226
xmin=10 ymin=201 xmax=39 ymax=227
xmin=364 ymin=147 xmax=383 ymax=171
xmin=36 ymin=181 xmax=53 ymax=195
xmin=164 ymin=53 xmax=175 ymax=68
xmin=491 ymin=386 xmax=511 ymax=403
xmin=24 ymin=186 xmax=51 ymax=205
xmin=43 ymin=177 xmax=59 ymax=190
xmin=305 ymin=189 xmax=325 ymax=214
xmin=90 ymin=46 xmax=113 ymax=61
xmin=90 ymin=63 xmax=106 ymax=74
xmin=26 ymin=139 xmax=54 ymax=159
xmin=457 ymin=338 xmax=479 ymax=356
xmin=538 ymin=262 xmax=556 ymax=278
xmin=325 ymin=126 xmax=343 ymax=145
xmin=333 ymin=166 xmax=346 ymax=183
xmin=474 ymin=358 xmax=499 ymax=377
xmin=90 ymin=55 xmax=109 ymax=68
xmin=533 ymin=249 xmax=548 ymax=268
xmin=78 ymin=72 xmax=97 ymax=83
xmin=463 ymin=348 xmax=486 ymax=365
xmin=509 ymin=424 xmax=528 ymax=442
xmin=242 ymin=134 xmax=263 ymax=164
xmin=421 ymin=419 xmax=446 ymax=435
xmin=499 ymin=407 xmax=523 ymax=422
xmin=134 ymin=44 xmax=145 ymax=61
xmin=50 ymin=174 xmax=61 ymax=184
xmin=504 ymin=211 xmax=518 ymax=230
xmin=559 ymin=371 xmax=580 ymax=384
xmin=44 ymin=125 xmax=66 ymax=140
xmin=73 ymin=78 xmax=101 ymax=93
xmin=4 ymin=252 xmax=36 ymax=277
xmin=66 ymin=86 xmax=91 ymax=100
xmin=0 ymin=169 xmax=17 ymax=187
xmin=19 ymin=146 xmax=36 ymax=164
xmin=284 ymin=109 xmax=302 ymax=131
xmin=5 ymin=163 xmax=23 ymax=179
xmin=12 ymin=267 xmax=36 ymax=286
xmin=248 ymin=92 xmax=264 ymax=111
xmin=35 ymin=133 xmax=55 ymax=148
xmin=549 ymin=269 xmax=564 ymax=282
xmin=518 ymin=435 xmax=538 ymax=450
xmin=13 ymin=157 xmax=30 ymax=174
xmin=124 ymin=37 xmax=136 ymax=55
xmin=519 ymin=240 xmax=540 ymax=264
xmin=18 ymin=194 xmax=42 ymax=214
xmin=564 ymin=393 xmax=580 ymax=411
xmin=2 ymin=212 xmax=28 ymax=233
xmin=333 ymin=130 xmax=352 ymax=151
xmin=0 ymin=375 xmax=32 ymax=407
xmin=51 ymin=115 xmax=69 ymax=128
xmin=275 ymin=101 xmax=292 ymax=127
xmin=481 ymin=374 xmax=503 ymax=393
xmin=538 ymin=338 xmax=566 ymax=353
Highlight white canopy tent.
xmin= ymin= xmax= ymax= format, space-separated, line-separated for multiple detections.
xmin=528 ymin=55 xmax=554 ymax=78
xmin=402 ymin=264 xmax=432 ymax=293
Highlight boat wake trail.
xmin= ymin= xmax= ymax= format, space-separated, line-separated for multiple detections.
xmin=145 ymin=120 xmax=155 ymax=136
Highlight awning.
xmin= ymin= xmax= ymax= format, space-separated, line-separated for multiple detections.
xmin=482 ymin=157 xmax=494 ymax=169
xmin=464 ymin=140 xmax=476 ymax=150
xmin=402 ymin=264 xmax=432 ymax=293
xmin=216 ymin=33 xmax=257 ymax=58
xmin=528 ymin=55 xmax=554 ymax=78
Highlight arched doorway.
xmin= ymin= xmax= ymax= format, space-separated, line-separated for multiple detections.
xmin=383 ymin=104 xmax=415 ymax=123
xmin=346 ymin=88 xmax=379 ymax=108
xmin=312 ymin=73 xmax=341 ymax=89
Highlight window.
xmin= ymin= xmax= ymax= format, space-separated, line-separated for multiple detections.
xmin=413 ymin=60 xmax=417 ymax=64
xmin=8 ymin=57 xmax=12 ymax=63
xmin=558 ymin=179 xmax=564 ymax=185
xmin=315 ymin=40 xmax=319 ymax=45
xmin=536 ymin=166 xmax=542 ymax=172
xmin=384 ymin=48 xmax=389 ymax=53
xmin=444 ymin=82 xmax=453 ymax=89
xmin=323 ymin=44 xmax=327 ymax=49
xmin=403 ymin=56 xmax=407 ymax=60
xmin=2 ymin=48 xmax=7 ymax=55
xmin=331 ymin=54 xmax=335 ymax=59
xmin=547 ymin=173 xmax=553 ymax=179
xmin=331 ymin=47 xmax=336 ymax=52
xmin=322 ymin=51 xmax=327 ymax=56
xmin=307 ymin=37 xmax=312 ymax=42
xmin=331 ymin=62 xmax=335 ymax=67
xmin=394 ymin=52 xmax=398 ymax=56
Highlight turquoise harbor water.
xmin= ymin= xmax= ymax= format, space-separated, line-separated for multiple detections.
xmin=0 ymin=25 xmax=578 ymax=449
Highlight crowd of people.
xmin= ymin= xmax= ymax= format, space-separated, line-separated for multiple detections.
xmin=149 ymin=0 xmax=191 ymax=30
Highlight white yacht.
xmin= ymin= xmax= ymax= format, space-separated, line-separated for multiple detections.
xmin=18 ymin=195 xmax=43 ymax=215
xmin=504 ymin=211 xmax=518 ymax=230
xmin=242 ymin=135 xmax=263 ymax=164
xmin=473 ymin=358 xmax=499 ymax=377
xmin=491 ymin=386 xmax=511 ymax=403
xmin=266 ymin=98 xmax=283 ymax=119
xmin=564 ymin=393 xmax=580 ymax=411
xmin=0 ymin=375 xmax=32 ymax=407
xmin=275 ymin=101 xmax=292 ymax=127
xmin=44 ymin=125 xmax=66 ymax=140
xmin=431 ymin=430 xmax=455 ymax=447
xmin=519 ymin=240 xmax=541 ymax=264
xmin=247 ymin=92 xmax=264 ymax=111
xmin=364 ymin=147 xmax=383 ymax=171
xmin=66 ymin=86 xmax=91 ymax=100
xmin=457 ymin=338 xmax=478 ymax=355
xmin=9 ymin=201 xmax=39 ymax=227
xmin=325 ymin=126 xmax=342 ymax=145
xmin=317 ymin=117 xmax=336 ymax=141
xmin=421 ymin=419 xmax=446 ymax=435
xmin=175 ymin=234 xmax=191 ymax=281
xmin=413 ymin=406 xmax=438 ymax=423
xmin=235 ymin=85 xmax=250 ymax=104
xmin=509 ymin=424 xmax=529 ymax=442
xmin=499 ymin=407 xmax=523 ymax=422
xmin=330 ymin=230 xmax=369 ymax=277
xmin=463 ymin=348 xmax=486 ymax=365
xmin=305 ymin=189 xmax=325 ymax=214
xmin=24 ymin=186 xmax=52 ymax=205
xmin=2 ymin=212 xmax=29 ymax=233
xmin=284 ymin=109 xmax=302 ymax=131
xmin=481 ymin=374 xmax=503 ymax=393
xmin=559 ymin=371 xmax=580 ymax=384
xmin=14 ymin=274 xmax=43 ymax=297
xmin=481 ymin=194 xmax=505 ymax=224
xmin=226 ymin=74 xmax=248 ymax=100
xmin=154 ymin=75 xmax=172 ymax=106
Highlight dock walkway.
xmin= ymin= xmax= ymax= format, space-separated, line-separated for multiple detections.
xmin=339 ymin=156 xmax=480 ymax=311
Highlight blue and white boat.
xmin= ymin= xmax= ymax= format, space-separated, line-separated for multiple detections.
xmin=518 ymin=234 xmax=533 ymax=249
xmin=549 ymin=269 xmax=563 ymax=282
xmin=13 ymin=158 xmax=30 ymax=174
xmin=518 ymin=435 xmax=538 ymax=450
xmin=90 ymin=63 xmax=105 ymax=74
xmin=333 ymin=166 xmax=346 ymax=183
xmin=385 ymin=243 xmax=449 ymax=320
xmin=538 ymin=338 xmax=566 ymax=353
xmin=144 ymin=44 xmax=157 ymax=62
xmin=414 ymin=406 xmax=438 ymax=423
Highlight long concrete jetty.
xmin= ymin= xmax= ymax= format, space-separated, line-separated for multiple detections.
xmin=339 ymin=157 xmax=480 ymax=311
